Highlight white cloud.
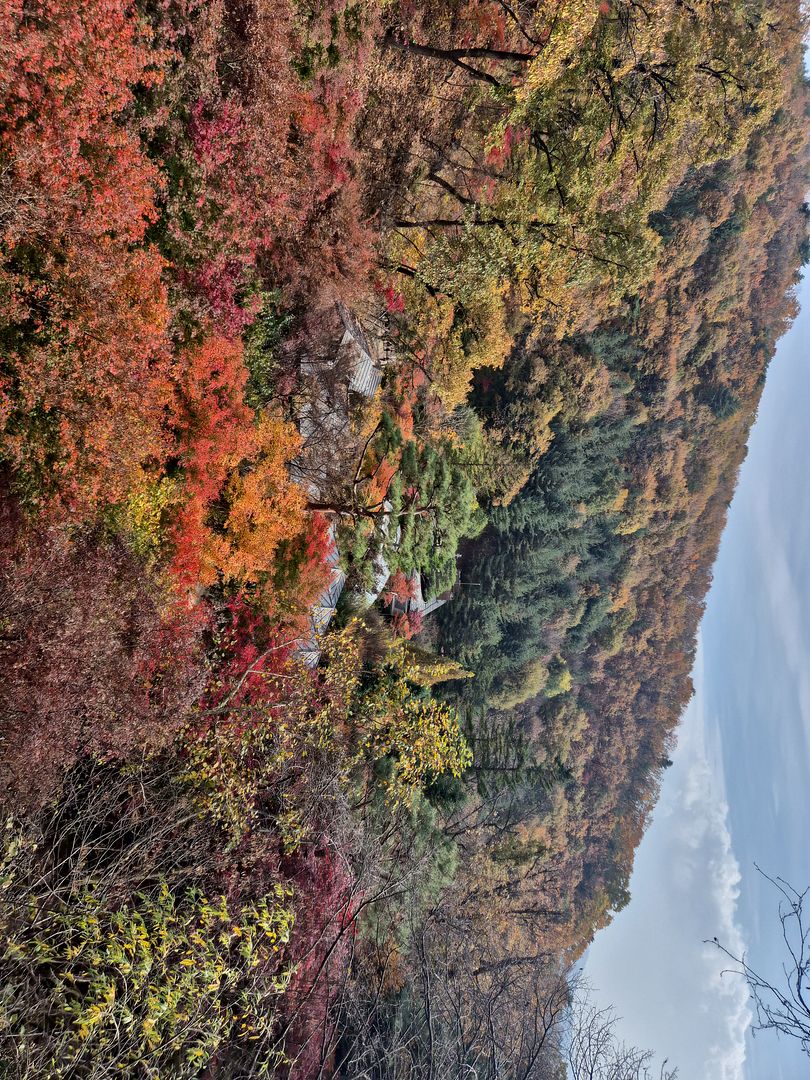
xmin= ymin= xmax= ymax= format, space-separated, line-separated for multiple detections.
xmin=676 ymin=743 xmax=751 ymax=1079
xmin=585 ymin=646 xmax=752 ymax=1079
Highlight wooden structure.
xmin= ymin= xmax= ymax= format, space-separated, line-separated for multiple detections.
xmin=388 ymin=571 xmax=450 ymax=618
xmin=295 ymin=523 xmax=346 ymax=669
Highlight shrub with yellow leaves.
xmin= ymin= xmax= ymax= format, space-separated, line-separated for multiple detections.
xmin=0 ymin=819 xmax=293 ymax=1079
xmin=354 ymin=643 xmax=472 ymax=799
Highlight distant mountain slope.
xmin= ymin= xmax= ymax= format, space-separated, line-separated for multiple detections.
xmin=434 ymin=43 xmax=810 ymax=962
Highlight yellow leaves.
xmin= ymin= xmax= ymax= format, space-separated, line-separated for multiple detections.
xmin=183 ymin=615 xmax=468 ymax=838
xmin=388 ymin=252 xmax=514 ymax=410
xmin=116 ymin=474 xmax=181 ymax=559
xmin=1 ymin=823 xmax=295 ymax=1079
xmin=613 ymin=469 xmax=657 ymax=534
xmin=391 ymin=698 xmax=473 ymax=787
xmin=404 ymin=281 xmax=513 ymax=410
xmin=141 ymin=1015 xmax=160 ymax=1049
xmin=355 ymin=648 xmax=472 ymax=798
xmin=610 ymin=581 xmax=633 ymax=613
xmin=521 ymin=0 xmax=600 ymax=93
xmin=542 ymin=657 xmax=573 ymax=699
xmin=357 ymin=397 xmax=384 ymax=441
xmin=398 ymin=641 xmax=474 ymax=687
xmin=491 ymin=657 xmax=550 ymax=710
xmin=277 ymin=806 xmax=307 ymax=855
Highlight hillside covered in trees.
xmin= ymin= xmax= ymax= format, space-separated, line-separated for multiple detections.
xmin=0 ymin=0 xmax=808 ymax=1076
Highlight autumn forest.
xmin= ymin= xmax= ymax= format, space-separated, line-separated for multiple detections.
xmin=0 ymin=0 xmax=808 ymax=1076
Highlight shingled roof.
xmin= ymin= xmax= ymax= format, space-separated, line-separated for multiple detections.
xmin=348 ymin=355 xmax=383 ymax=397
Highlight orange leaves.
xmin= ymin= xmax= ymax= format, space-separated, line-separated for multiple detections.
xmin=0 ymin=0 xmax=173 ymax=512
xmin=171 ymin=332 xmax=259 ymax=587
xmin=174 ymin=334 xmax=254 ymax=495
xmin=0 ymin=242 xmax=173 ymax=513
xmin=215 ymin=413 xmax=306 ymax=587
xmin=171 ymin=333 xmax=309 ymax=595
xmin=366 ymin=455 xmax=399 ymax=509
xmin=395 ymin=399 xmax=415 ymax=443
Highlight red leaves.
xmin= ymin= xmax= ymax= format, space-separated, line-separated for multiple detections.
xmin=383 ymin=570 xmax=420 ymax=613
xmin=174 ymin=88 xmax=290 ymax=312
xmin=190 ymin=98 xmax=244 ymax=169
xmin=485 ymin=124 xmax=529 ymax=167
xmin=384 ymin=286 xmax=406 ymax=313
xmin=281 ymin=839 xmax=358 ymax=1078
xmin=203 ymin=596 xmax=295 ymax=716
xmin=391 ymin=609 xmax=423 ymax=639
xmin=458 ymin=0 xmax=506 ymax=48
xmin=295 ymin=90 xmax=355 ymax=200
xmin=0 ymin=0 xmax=166 ymax=243
xmin=186 ymin=260 xmax=262 ymax=339
xmin=174 ymin=335 xmax=252 ymax=461
xmin=276 ymin=510 xmax=334 ymax=616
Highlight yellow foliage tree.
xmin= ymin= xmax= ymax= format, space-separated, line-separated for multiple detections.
xmin=397 ymin=272 xmax=512 ymax=409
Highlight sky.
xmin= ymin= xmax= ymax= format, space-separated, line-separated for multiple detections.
xmin=585 ymin=272 xmax=810 ymax=1080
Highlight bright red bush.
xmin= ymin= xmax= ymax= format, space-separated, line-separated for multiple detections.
xmin=203 ymin=595 xmax=297 ymax=715
xmin=170 ymin=333 xmax=256 ymax=587
xmin=391 ymin=609 xmax=424 ymax=639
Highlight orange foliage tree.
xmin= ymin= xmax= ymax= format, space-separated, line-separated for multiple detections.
xmin=0 ymin=0 xmax=173 ymax=511
xmin=170 ymin=333 xmax=319 ymax=610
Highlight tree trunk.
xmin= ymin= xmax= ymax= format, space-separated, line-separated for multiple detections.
xmin=380 ymin=30 xmax=534 ymax=86
xmin=381 ymin=29 xmax=534 ymax=63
